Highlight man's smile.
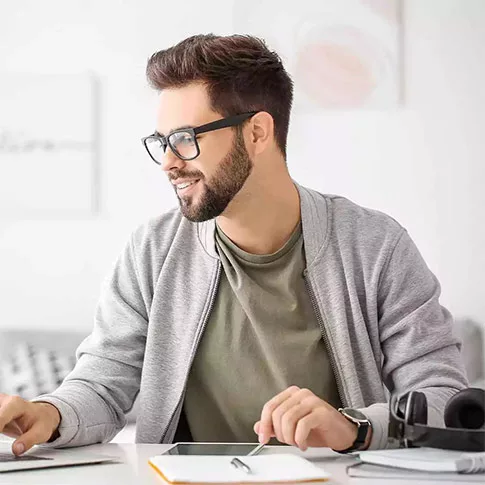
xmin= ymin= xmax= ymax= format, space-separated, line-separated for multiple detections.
xmin=172 ymin=179 xmax=201 ymax=196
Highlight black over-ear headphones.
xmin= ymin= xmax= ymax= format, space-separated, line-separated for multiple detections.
xmin=388 ymin=388 xmax=485 ymax=451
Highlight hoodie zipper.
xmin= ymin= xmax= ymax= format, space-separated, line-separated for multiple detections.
xmin=160 ymin=263 xmax=222 ymax=443
xmin=304 ymin=271 xmax=348 ymax=407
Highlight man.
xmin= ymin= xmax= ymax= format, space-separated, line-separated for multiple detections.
xmin=0 ymin=34 xmax=468 ymax=456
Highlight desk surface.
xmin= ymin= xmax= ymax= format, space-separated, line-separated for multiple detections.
xmin=0 ymin=443 xmax=477 ymax=485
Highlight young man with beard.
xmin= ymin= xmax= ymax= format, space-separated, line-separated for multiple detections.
xmin=0 ymin=34 xmax=468 ymax=456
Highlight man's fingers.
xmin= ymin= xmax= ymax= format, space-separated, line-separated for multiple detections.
xmin=259 ymin=386 xmax=300 ymax=443
xmin=2 ymin=421 xmax=23 ymax=438
xmin=271 ymin=389 xmax=314 ymax=443
xmin=0 ymin=397 xmax=60 ymax=455
xmin=280 ymin=401 xmax=314 ymax=446
xmin=294 ymin=411 xmax=327 ymax=450
xmin=0 ymin=396 xmax=26 ymax=434
xmin=13 ymin=422 xmax=47 ymax=456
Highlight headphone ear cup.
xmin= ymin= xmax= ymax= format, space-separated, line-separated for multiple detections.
xmin=445 ymin=388 xmax=485 ymax=430
xmin=407 ymin=391 xmax=428 ymax=426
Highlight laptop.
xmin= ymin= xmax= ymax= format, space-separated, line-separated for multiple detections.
xmin=0 ymin=443 xmax=117 ymax=473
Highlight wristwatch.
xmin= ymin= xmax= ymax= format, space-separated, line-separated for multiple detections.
xmin=336 ymin=407 xmax=371 ymax=453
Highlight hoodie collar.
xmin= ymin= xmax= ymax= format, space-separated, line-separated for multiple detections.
xmin=196 ymin=182 xmax=329 ymax=267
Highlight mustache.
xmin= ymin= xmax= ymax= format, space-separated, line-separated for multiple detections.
xmin=168 ymin=169 xmax=204 ymax=182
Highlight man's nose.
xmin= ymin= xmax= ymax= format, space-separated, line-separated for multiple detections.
xmin=160 ymin=147 xmax=186 ymax=173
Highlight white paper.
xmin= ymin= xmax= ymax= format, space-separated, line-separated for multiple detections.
xmin=149 ymin=454 xmax=330 ymax=483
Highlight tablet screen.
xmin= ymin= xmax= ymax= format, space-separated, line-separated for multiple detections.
xmin=164 ymin=443 xmax=259 ymax=456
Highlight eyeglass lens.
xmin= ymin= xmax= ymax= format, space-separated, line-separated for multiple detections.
xmin=168 ymin=131 xmax=197 ymax=159
xmin=145 ymin=137 xmax=165 ymax=164
xmin=145 ymin=131 xmax=198 ymax=164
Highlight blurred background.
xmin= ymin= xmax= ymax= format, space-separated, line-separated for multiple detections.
xmin=0 ymin=0 xmax=484 ymax=439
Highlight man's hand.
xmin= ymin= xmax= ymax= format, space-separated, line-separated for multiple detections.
xmin=0 ymin=394 xmax=61 ymax=455
xmin=254 ymin=386 xmax=371 ymax=451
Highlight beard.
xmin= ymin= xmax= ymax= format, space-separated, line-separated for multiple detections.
xmin=172 ymin=130 xmax=253 ymax=222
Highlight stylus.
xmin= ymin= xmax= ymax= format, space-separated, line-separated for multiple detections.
xmin=247 ymin=443 xmax=265 ymax=456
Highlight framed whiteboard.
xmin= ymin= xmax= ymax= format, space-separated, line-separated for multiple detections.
xmin=0 ymin=73 xmax=99 ymax=218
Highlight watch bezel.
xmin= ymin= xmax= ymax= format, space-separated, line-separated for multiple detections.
xmin=338 ymin=407 xmax=369 ymax=425
xmin=336 ymin=407 xmax=371 ymax=453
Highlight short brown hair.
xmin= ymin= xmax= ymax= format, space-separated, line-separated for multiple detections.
xmin=146 ymin=34 xmax=294 ymax=158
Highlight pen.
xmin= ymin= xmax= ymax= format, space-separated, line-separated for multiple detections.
xmin=247 ymin=443 xmax=265 ymax=456
xmin=230 ymin=457 xmax=252 ymax=474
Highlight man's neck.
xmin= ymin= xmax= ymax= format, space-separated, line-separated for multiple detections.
xmin=215 ymin=177 xmax=301 ymax=255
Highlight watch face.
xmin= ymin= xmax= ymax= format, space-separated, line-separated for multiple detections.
xmin=341 ymin=408 xmax=367 ymax=422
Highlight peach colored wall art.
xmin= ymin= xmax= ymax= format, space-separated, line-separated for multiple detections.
xmin=233 ymin=0 xmax=402 ymax=110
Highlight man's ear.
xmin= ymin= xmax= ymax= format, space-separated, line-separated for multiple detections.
xmin=246 ymin=111 xmax=274 ymax=156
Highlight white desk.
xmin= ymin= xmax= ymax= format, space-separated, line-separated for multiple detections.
xmin=0 ymin=443 xmax=477 ymax=485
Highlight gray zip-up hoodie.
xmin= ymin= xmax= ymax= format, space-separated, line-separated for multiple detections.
xmin=36 ymin=184 xmax=468 ymax=450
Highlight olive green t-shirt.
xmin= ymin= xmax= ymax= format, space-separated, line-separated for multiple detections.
xmin=184 ymin=222 xmax=341 ymax=442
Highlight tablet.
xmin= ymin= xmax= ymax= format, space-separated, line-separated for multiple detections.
xmin=162 ymin=442 xmax=262 ymax=456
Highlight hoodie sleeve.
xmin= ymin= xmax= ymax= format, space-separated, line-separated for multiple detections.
xmin=358 ymin=229 xmax=469 ymax=449
xmin=32 ymin=234 xmax=148 ymax=448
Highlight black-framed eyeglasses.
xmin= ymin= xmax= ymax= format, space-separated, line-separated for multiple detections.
xmin=141 ymin=111 xmax=258 ymax=164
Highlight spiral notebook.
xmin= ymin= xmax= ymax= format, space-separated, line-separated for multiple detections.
xmin=358 ymin=448 xmax=485 ymax=474
xmin=148 ymin=454 xmax=330 ymax=484
xmin=347 ymin=462 xmax=485 ymax=481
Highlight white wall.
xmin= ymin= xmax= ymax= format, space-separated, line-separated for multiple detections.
xmin=289 ymin=0 xmax=485 ymax=326
xmin=0 ymin=0 xmax=483 ymax=332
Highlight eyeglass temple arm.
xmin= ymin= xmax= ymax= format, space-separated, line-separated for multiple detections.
xmin=194 ymin=112 xmax=258 ymax=136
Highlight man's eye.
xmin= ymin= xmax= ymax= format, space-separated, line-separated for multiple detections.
xmin=178 ymin=136 xmax=193 ymax=145
xmin=171 ymin=133 xmax=194 ymax=145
